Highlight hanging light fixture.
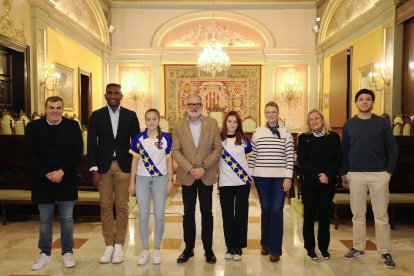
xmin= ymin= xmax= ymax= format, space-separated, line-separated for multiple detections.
xmin=197 ymin=1 xmax=230 ymax=77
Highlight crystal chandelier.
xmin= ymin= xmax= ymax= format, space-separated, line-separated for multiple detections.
xmin=196 ymin=0 xmax=230 ymax=77
xmin=197 ymin=32 xmax=230 ymax=77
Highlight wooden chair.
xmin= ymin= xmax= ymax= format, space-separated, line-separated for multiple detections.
xmin=72 ymin=114 xmax=81 ymax=129
xmin=14 ymin=111 xmax=30 ymax=135
xmin=393 ymin=113 xmax=404 ymax=124
xmin=0 ymin=110 xmax=14 ymax=135
xmin=242 ymin=116 xmax=257 ymax=133
xmin=31 ymin=111 xmax=42 ymax=120
xmin=402 ymin=121 xmax=413 ymax=136
xmin=159 ymin=116 xmax=170 ymax=132
xmin=392 ymin=122 xmax=402 ymax=136
xmin=409 ymin=112 xmax=414 ymax=122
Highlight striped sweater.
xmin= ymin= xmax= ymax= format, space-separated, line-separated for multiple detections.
xmin=248 ymin=126 xmax=295 ymax=178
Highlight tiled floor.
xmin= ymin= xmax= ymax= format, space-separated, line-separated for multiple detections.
xmin=1 ymin=186 xmax=413 ymax=275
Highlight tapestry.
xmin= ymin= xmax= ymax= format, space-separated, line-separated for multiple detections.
xmin=164 ymin=64 xmax=261 ymax=128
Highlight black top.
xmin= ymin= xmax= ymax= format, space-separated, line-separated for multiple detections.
xmin=297 ymin=131 xmax=342 ymax=186
xmin=24 ymin=117 xmax=83 ymax=203
xmin=341 ymin=114 xmax=399 ymax=174
xmin=87 ymin=106 xmax=140 ymax=173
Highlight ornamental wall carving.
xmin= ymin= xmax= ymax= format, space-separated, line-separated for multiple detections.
xmin=52 ymin=0 xmax=101 ymax=39
xmin=0 ymin=0 xmax=27 ymax=44
xmin=325 ymin=0 xmax=380 ymax=39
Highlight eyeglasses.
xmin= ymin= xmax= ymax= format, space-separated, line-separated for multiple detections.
xmin=187 ymin=103 xmax=202 ymax=108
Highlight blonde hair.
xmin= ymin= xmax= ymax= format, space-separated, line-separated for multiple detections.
xmin=303 ymin=109 xmax=331 ymax=135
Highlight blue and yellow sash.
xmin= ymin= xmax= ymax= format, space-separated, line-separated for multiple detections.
xmin=137 ymin=142 xmax=163 ymax=176
xmin=221 ymin=149 xmax=252 ymax=185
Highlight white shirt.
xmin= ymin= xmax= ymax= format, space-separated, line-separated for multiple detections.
xmin=108 ymin=106 xmax=120 ymax=157
xmin=129 ymin=131 xmax=172 ymax=176
xmin=219 ymin=137 xmax=253 ymax=187
xmin=188 ymin=116 xmax=202 ymax=147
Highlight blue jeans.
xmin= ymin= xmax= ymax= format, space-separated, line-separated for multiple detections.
xmin=135 ymin=175 xmax=167 ymax=249
xmin=254 ymin=177 xmax=286 ymax=256
xmin=38 ymin=201 xmax=75 ymax=256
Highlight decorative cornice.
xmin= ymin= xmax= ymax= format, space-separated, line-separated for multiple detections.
xmin=0 ymin=0 xmax=27 ymax=44
xmin=110 ymin=2 xmax=316 ymax=9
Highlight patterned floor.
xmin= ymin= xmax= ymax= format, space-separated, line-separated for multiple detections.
xmin=1 ymin=185 xmax=413 ymax=275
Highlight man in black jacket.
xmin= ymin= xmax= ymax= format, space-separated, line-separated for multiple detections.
xmin=87 ymin=83 xmax=140 ymax=264
xmin=25 ymin=96 xmax=83 ymax=271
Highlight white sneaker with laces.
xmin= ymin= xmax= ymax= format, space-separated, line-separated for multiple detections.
xmin=112 ymin=244 xmax=124 ymax=264
xmin=99 ymin=245 xmax=114 ymax=264
xmin=153 ymin=249 xmax=161 ymax=265
xmin=31 ymin=253 xmax=51 ymax=271
xmin=62 ymin=252 xmax=76 ymax=268
xmin=137 ymin=250 xmax=150 ymax=265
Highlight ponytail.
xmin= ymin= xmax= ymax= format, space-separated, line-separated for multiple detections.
xmin=157 ymin=125 xmax=162 ymax=149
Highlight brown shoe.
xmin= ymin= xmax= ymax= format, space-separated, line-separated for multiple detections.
xmin=261 ymin=247 xmax=269 ymax=255
xmin=270 ymin=254 xmax=280 ymax=262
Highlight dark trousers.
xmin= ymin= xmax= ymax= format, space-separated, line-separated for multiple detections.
xmin=182 ymin=179 xmax=213 ymax=253
xmin=219 ymin=185 xmax=250 ymax=250
xmin=302 ymin=184 xmax=335 ymax=252
xmin=254 ymin=177 xmax=285 ymax=256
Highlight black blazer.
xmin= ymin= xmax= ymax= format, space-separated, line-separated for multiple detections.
xmin=297 ymin=131 xmax=342 ymax=186
xmin=87 ymin=106 xmax=140 ymax=173
xmin=24 ymin=117 xmax=83 ymax=203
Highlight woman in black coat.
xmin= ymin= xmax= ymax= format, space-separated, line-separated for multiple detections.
xmin=297 ymin=109 xmax=341 ymax=261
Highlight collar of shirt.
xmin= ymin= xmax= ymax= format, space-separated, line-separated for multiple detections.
xmin=46 ymin=117 xmax=62 ymax=125
xmin=107 ymin=105 xmax=121 ymax=114
xmin=188 ymin=116 xmax=202 ymax=125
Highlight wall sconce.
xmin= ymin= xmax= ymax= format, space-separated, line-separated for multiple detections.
xmin=368 ymin=63 xmax=390 ymax=91
xmin=39 ymin=63 xmax=60 ymax=99
xmin=278 ymin=74 xmax=303 ymax=107
xmin=123 ymin=79 xmax=147 ymax=102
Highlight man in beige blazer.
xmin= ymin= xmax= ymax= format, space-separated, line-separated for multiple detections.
xmin=172 ymin=93 xmax=221 ymax=264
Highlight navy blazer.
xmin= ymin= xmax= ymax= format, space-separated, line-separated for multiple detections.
xmin=24 ymin=117 xmax=83 ymax=203
xmin=87 ymin=106 xmax=140 ymax=173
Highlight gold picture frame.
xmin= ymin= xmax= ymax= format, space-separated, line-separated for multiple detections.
xmin=359 ymin=63 xmax=373 ymax=90
xmin=54 ymin=63 xmax=74 ymax=111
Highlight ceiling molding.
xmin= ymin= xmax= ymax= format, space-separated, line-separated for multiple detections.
xmin=110 ymin=1 xmax=316 ymax=9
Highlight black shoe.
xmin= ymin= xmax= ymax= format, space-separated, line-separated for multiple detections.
xmin=307 ymin=251 xmax=318 ymax=261
xmin=224 ymin=248 xmax=234 ymax=260
xmin=177 ymin=248 xmax=194 ymax=263
xmin=233 ymin=248 xmax=242 ymax=261
xmin=317 ymin=249 xmax=330 ymax=260
xmin=205 ymin=251 xmax=217 ymax=264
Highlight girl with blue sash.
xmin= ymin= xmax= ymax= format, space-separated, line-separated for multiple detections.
xmin=128 ymin=109 xmax=174 ymax=265
xmin=219 ymin=111 xmax=253 ymax=261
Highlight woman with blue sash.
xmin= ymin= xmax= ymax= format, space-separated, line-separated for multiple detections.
xmin=219 ymin=111 xmax=253 ymax=261
xmin=128 ymin=108 xmax=174 ymax=265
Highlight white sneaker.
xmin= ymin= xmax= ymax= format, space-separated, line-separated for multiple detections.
xmin=62 ymin=252 xmax=76 ymax=268
xmin=153 ymin=249 xmax=161 ymax=265
xmin=137 ymin=250 xmax=150 ymax=265
xmin=99 ymin=245 xmax=114 ymax=264
xmin=112 ymin=244 xmax=124 ymax=264
xmin=31 ymin=253 xmax=51 ymax=271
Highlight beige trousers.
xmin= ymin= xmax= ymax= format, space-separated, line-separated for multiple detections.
xmin=348 ymin=171 xmax=391 ymax=254
xmin=99 ymin=161 xmax=130 ymax=246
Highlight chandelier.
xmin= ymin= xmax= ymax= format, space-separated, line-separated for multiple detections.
xmin=197 ymin=31 xmax=230 ymax=77
xmin=196 ymin=0 xmax=230 ymax=77
xmin=278 ymin=75 xmax=303 ymax=107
